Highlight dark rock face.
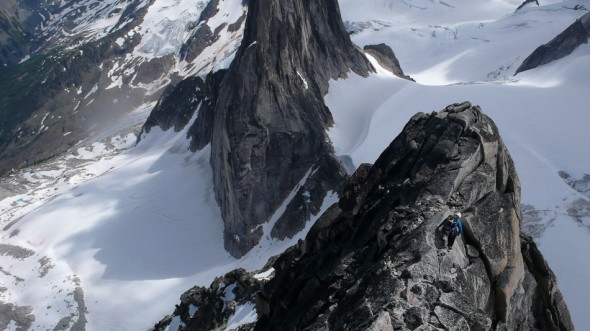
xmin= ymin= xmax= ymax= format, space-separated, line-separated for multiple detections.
xmin=364 ymin=43 xmax=414 ymax=81
xmin=180 ymin=0 xmax=221 ymax=63
xmin=0 ymin=302 xmax=34 ymax=330
xmin=254 ymin=102 xmax=573 ymax=330
xmin=142 ymin=69 xmax=226 ymax=141
xmin=193 ymin=0 xmax=373 ymax=257
xmin=143 ymin=77 xmax=205 ymax=133
xmin=515 ymin=11 xmax=590 ymax=74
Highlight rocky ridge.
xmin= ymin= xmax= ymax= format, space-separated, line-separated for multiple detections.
xmin=153 ymin=268 xmax=266 ymax=331
xmin=144 ymin=0 xmax=374 ymax=257
xmin=254 ymin=102 xmax=573 ymax=330
xmin=515 ymin=10 xmax=590 ymax=74
xmin=154 ymin=102 xmax=573 ymax=331
xmin=207 ymin=0 xmax=373 ymax=257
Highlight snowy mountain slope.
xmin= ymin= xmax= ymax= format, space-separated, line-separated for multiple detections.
xmin=341 ymin=0 xmax=586 ymax=84
xmin=0 ymin=0 xmax=247 ymax=172
xmin=0 ymin=0 xmax=588 ymax=330
xmin=0 ymin=111 xmax=336 ymax=329
xmin=37 ymin=0 xmax=151 ymax=51
xmin=328 ymin=0 xmax=590 ymax=329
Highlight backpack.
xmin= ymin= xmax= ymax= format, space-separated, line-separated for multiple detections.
xmin=444 ymin=216 xmax=459 ymax=236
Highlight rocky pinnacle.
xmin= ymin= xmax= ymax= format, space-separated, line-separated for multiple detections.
xmin=255 ymin=102 xmax=573 ymax=330
xmin=207 ymin=0 xmax=373 ymax=257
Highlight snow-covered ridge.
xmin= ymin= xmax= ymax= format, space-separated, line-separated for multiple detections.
xmin=39 ymin=0 xmax=151 ymax=50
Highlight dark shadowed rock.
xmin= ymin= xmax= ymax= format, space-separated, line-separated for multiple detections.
xmin=364 ymin=43 xmax=414 ymax=81
xmin=515 ymin=11 xmax=590 ymax=74
xmin=142 ymin=77 xmax=205 ymax=134
xmin=141 ymin=69 xmax=226 ymax=152
xmin=196 ymin=0 xmax=373 ymax=257
xmin=253 ymin=102 xmax=573 ymax=330
xmin=0 ymin=302 xmax=34 ymax=330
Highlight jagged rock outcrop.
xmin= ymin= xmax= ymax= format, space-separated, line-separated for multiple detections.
xmin=253 ymin=102 xmax=573 ymax=330
xmin=183 ymin=0 xmax=374 ymax=257
xmin=515 ymin=11 xmax=590 ymax=74
xmin=516 ymin=0 xmax=539 ymax=12
xmin=142 ymin=69 xmax=226 ymax=148
xmin=363 ymin=44 xmax=414 ymax=81
xmin=152 ymin=268 xmax=268 ymax=331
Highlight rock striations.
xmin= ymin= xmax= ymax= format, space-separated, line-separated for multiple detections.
xmin=253 ymin=102 xmax=573 ymax=330
xmin=209 ymin=0 xmax=373 ymax=257
xmin=153 ymin=102 xmax=572 ymax=331
xmin=165 ymin=0 xmax=374 ymax=257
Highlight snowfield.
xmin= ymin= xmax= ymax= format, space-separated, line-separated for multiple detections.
xmin=0 ymin=0 xmax=588 ymax=330
xmin=0 ymin=112 xmax=336 ymax=330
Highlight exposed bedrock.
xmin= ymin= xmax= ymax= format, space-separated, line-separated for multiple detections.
xmin=200 ymin=0 xmax=373 ymax=257
xmin=515 ymin=11 xmax=590 ymax=74
xmin=254 ymin=102 xmax=573 ymax=331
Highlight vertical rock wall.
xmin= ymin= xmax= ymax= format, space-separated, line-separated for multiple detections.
xmin=206 ymin=0 xmax=373 ymax=256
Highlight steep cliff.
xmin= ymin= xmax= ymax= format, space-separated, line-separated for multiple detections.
xmin=184 ymin=0 xmax=374 ymax=257
xmin=255 ymin=102 xmax=573 ymax=330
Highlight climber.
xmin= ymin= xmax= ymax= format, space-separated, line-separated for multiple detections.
xmin=436 ymin=212 xmax=463 ymax=250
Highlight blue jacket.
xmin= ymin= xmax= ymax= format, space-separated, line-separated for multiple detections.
xmin=439 ymin=216 xmax=463 ymax=236
xmin=455 ymin=218 xmax=463 ymax=235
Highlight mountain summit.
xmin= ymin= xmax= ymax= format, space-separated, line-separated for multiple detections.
xmin=255 ymin=102 xmax=573 ymax=330
xmin=0 ymin=1 xmax=586 ymax=329
xmin=145 ymin=0 xmax=374 ymax=257
xmin=208 ymin=0 xmax=373 ymax=256
xmin=154 ymin=102 xmax=573 ymax=330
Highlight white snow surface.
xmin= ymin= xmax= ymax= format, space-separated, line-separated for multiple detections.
xmin=0 ymin=119 xmax=335 ymax=329
xmin=135 ymin=0 xmax=206 ymax=57
xmin=1 ymin=0 xmax=589 ymax=330
xmin=224 ymin=302 xmax=257 ymax=331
